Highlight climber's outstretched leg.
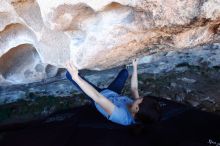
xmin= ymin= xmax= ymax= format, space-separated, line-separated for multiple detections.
xmin=107 ymin=69 xmax=129 ymax=94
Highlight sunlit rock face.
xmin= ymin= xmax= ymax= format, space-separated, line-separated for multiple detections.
xmin=0 ymin=0 xmax=220 ymax=85
xmin=0 ymin=44 xmax=58 ymax=85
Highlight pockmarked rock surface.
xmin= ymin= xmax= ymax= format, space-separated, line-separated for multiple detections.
xmin=0 ymin=0 xmax=220 ymax=120
xmin=0 ymin=0 xmax=220 ymax=85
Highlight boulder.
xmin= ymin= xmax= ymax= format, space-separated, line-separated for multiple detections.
xmin=0 ymin=0 xmax=219 ymax=85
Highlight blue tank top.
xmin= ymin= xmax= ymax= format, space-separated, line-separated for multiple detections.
xmin=95 ymin=89 xmax=135 ymax=126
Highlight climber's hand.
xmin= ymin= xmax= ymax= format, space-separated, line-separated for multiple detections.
xmin=132 ymin=58 xmax=138 ymax=68
xmin=65 ymin=60 xmax=79 ymax=79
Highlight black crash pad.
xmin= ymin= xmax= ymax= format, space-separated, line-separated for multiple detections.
xmin=0 ymin=97 xmax=219 ymax=146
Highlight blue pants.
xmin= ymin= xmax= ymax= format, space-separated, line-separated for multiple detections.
xmin=66 ymin=69 xmax=129 ymax=102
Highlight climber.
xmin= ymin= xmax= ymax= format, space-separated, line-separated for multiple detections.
xmin=65 ymin=59 xmax=160 ymax=126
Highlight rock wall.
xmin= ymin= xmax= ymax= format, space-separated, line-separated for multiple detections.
xmin=0 ymin=0 xmax=220 ymax=85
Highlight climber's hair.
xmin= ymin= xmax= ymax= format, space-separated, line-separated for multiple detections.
xmin=135 ymin=96 xmax=161 ymax=124
xmin=129 ymin=96 xmax=161 ymax=135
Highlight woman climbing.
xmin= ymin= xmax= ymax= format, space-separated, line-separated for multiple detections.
xmin=65 ymin=59 xmax=160 ymax=126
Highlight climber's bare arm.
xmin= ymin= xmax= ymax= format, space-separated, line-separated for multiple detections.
xmin=131 ymin=59 xmax=140 ymax=99
xmin=65 ymin=61 xmax=115 ymax=115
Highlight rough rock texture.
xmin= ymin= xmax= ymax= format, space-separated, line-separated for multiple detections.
xmin=0 ymin=0 xmax=220 ymax=85
xmin=1 ymin=44 xmax=220 ymax=107
xmin=1 ymin=44 xmax=220 ymax=125
xmin=0 ymin=0 xmax=220 ymax=119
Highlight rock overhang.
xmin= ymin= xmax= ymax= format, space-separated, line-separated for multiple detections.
xmin=0 ymin=0 xmax=219 ymax=85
